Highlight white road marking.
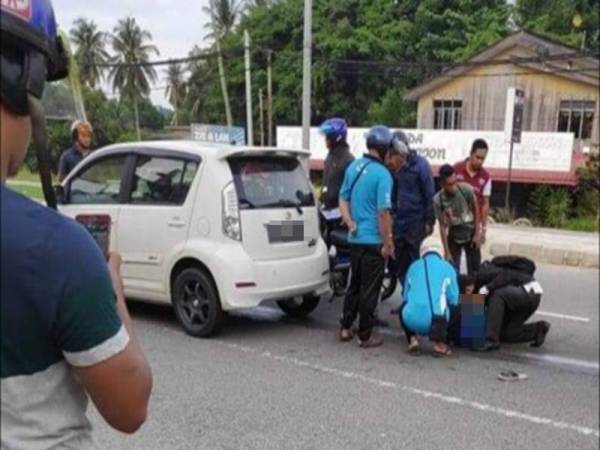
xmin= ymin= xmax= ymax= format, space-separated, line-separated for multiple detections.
xmin=223 ymin=341 xmax=600 ymax=439
xmin=516 ymin=352 xmax=600 ymax=372
xmin=535 ymin=311 xmax=591 ymax=323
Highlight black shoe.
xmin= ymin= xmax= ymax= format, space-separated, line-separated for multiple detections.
xmin=531 ymin=321 xmax=551 ymax=348
xmin=473 ymin=341 xmax=500 ymax=352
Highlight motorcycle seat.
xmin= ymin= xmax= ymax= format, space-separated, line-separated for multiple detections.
xmin=329 ymin=228 xmax=350 ymax=250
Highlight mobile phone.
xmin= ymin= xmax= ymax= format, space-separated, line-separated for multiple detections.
xmin=76 ymin=214 xmax=111 ymax=257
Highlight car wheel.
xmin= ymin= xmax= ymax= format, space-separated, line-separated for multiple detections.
xmin=277 ymin=294 xmax=320 ymax=318
xmin=380 ymin=271 xmax=397 ymax=302
xmin=172 ymin=267 xmax=223 ymax=337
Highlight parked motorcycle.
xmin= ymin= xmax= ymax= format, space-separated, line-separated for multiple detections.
xmin=320 ymin=208 xmax=396 ymax=301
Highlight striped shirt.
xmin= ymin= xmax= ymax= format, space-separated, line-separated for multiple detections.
xmin=1 ymin=186 xmax=129 ymax=449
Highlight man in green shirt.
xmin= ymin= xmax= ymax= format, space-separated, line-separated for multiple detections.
xmin=434 ymin=164 xmax=482 ymax=275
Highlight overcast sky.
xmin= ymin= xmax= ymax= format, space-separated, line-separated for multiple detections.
xmin=53 ymin=0 xmax=212 ymax=108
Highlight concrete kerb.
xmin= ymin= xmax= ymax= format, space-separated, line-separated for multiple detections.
xmin=487 ymin=239 xmax=598 ymax=269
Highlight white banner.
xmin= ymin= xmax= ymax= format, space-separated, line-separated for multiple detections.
xmin=276 ymin=127 xmax=574 ymax=172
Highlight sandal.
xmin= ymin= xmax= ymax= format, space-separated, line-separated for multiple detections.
xmin=432 ymin=346 xmax=453 ymax=358
xmin=407 ymin=339 xmax=421 ymax=355
xmin=498 ymin=370 xmax=528 ymax=382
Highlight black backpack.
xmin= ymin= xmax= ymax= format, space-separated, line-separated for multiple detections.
xmin=491 ymin=255 xmax=536 ymax=277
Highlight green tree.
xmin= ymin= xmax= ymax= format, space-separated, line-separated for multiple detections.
xmin=109 ymin=17 xmax=160 ymax=140
xmin=69 ymin=18 xmax=110 ymax=88
xmin=516 ymin=0 xmax=600 ymax=52
xmin=203 ymin=0 xmax=245 ymax=127
xmin=165 ymin=62 xmax=187 ymax=126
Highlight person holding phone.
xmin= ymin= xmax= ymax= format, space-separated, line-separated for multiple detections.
xmin=434 ymin=164 xmax=482 ymax=275
xmin=0 ymin=2 xmax=152 ymax=448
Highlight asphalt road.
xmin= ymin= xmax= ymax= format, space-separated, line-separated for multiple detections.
xmin=90 ymin=264 xmax=599 ymax=450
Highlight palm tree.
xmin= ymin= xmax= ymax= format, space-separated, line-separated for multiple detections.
xmin=69 ymin=18 xmax=110 ymax=88
xmin=202 ymin=0 xmax=243 ymax=37
xmin=185 ymin=46 xmax=214 ymax=121
xmin=202 ymin=0 xmax=245 ymax=127
xmin=165 ymin=62 xmax=187 ymax=126
xmin=109 ymin=17 xmax=159 ymax=140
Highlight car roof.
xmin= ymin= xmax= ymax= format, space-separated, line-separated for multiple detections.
xmin=95 ymin=140 xmax=311 ymax=160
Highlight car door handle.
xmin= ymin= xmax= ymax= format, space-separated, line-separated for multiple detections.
xmin=168 ymin=220 xmax=186 ymax=229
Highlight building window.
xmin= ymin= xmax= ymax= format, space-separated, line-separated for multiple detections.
xmin=557 ymin=100 xmax=596 ymax=139
xmin=433 ymin=100 xmax=462 ymax=130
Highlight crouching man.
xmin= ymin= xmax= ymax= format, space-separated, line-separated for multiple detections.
xmin=399 ymin=237 xmax=460 ymax=357
xmin=473 ymin=256 xmax=551 ymax=351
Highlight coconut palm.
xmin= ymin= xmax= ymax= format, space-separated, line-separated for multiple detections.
xmin=109 ymin=17 xmax=159 ymax=140
xmin=202 ymin=0 xmax=244 ymax=38
xmin=185 ymin=46 xmax=214 ymax=121
xmin=202 ymin=0 xmax=245 ymax=127
xmin=165 ymin=62 xmax=187 ymax=126
xmin=69 ymin=18 xmax=110 ymax=88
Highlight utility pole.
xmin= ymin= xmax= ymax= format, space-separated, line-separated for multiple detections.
xmin=259 ymin=88 xmax=265 ymax=146
xmin=504 ymin=87 xmax=525 ymax=211
xmin=244 ymin=30 xmax=254 ymax=146
xmin=216 ymin=39 xmax=233 ymax=128
xmin=267 ymin=50 xmax=273 ymax=146
xmin=301 ymin=0 xmax=312 ymax=150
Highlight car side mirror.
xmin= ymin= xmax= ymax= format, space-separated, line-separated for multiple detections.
xmin=54 ymin=185 xmax=66 ymax=204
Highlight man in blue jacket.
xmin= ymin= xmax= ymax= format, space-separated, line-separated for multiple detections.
xmin=399 ymin=237 xmax=460 ymax=356
xmin=387 ymin=131 xmax=435 ymax=289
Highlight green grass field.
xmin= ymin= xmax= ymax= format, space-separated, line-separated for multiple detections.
xmin=8 ymin=183 xmax=44 ymax=200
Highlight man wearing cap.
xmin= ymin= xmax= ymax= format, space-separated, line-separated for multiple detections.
xmin=58 ymin=120 xmax=93 ymax=181
xmin=386 ymin=131 xmax=435 ymax=289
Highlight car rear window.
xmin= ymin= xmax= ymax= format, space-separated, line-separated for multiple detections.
xmin=228 ymin=156 xmax=315 ymax=210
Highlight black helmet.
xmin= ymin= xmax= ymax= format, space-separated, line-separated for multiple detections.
xmin=1 ymin=0 xmax=68 ymax=115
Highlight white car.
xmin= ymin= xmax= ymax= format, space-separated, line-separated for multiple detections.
xmin=58 ymin=141 xmax=331 ymax=337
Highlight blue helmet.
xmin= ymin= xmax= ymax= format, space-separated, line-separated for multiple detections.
xmin=1 ymin=0 xmax=68 ymax=115
xmin=319 ymin=118 xmax=348 ymax=145
xmin=365 ymin=125 xmax=393 ymax=154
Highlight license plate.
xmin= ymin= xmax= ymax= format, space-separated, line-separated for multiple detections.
xmin=266 ymin=221 xmax=304 ymax=243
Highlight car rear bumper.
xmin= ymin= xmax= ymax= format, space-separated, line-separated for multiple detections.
xmin=213 ymin=241 xmax=331 ymax=310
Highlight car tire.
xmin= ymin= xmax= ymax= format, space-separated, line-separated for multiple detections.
xmin=172 ymin=267 xmax=223 ymax=338
xmin=277 ymin=295 xmax=320 ymax=318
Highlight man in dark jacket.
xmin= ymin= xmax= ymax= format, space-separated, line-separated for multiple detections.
xmin=474 ymin=256 xmax=551 ymax=351
xmin=319 ymin=118 xmax=354 ymax=211
xmin=387 ymin=131 xmax=435 ymax=288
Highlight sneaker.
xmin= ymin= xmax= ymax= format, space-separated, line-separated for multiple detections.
xmin=531 ymin=321 xmax=551 ymax=348
xmin=338 ymin=328 xmax=354 ymax=342
xmin=359 ymin=333 xmax=384 ymax=349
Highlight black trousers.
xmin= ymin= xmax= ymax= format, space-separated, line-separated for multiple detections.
xmin=399 ymin=303 xmax=461 ymax=344
xmin=448 ymin=238 xmax=481 ymax=276
xmin=340 ymin=244 xmax=385 ymax=341
xmin=392 ymin=221 xmax=427 ymax=288
xmin=486 ymin=285 xmax=542 ymax=344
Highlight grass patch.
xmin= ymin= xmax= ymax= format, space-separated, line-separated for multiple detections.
xmin=14 ymin=168 xmax=57 ymax=184
xmin=15 ymin=167 xmax=42 ymax=183
xmin=563 ymin=216 xmax=599 ymax=233
xmin=7 ymin=183 xmax=44 ymax=200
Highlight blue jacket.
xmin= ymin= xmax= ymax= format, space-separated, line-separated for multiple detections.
xmin=401 ymin=253 xmax=459 ymax=335
xmin=391 ymin=151 xmax=435 ymax=234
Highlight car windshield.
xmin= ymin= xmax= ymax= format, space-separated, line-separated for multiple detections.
xmin=229 ymin=156 xmax=315 ymax=210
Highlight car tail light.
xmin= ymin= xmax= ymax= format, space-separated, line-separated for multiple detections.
xmin=222 ymin=182 xmax=241 ymax=241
